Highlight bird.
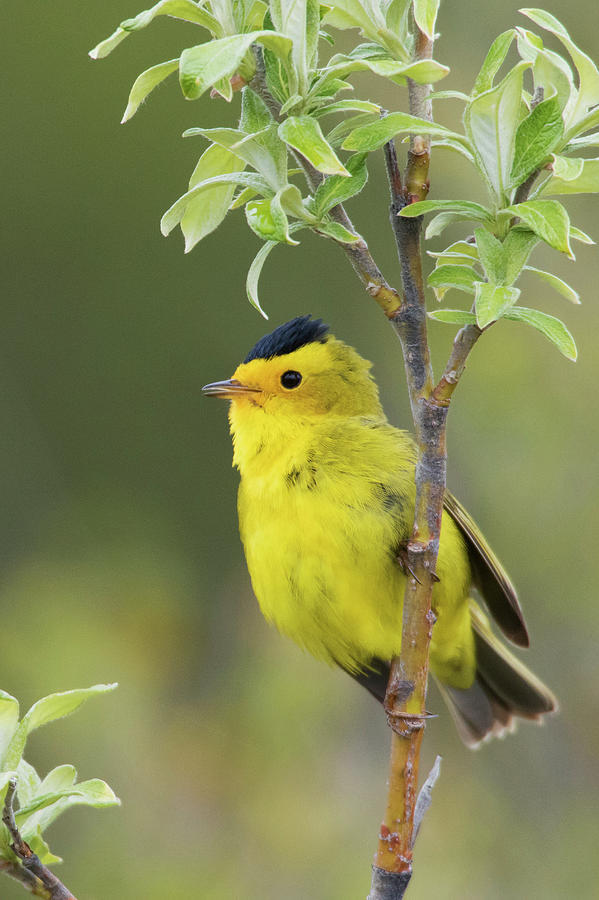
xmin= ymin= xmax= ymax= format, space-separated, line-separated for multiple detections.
xmin=203 ymin=315 xmax=557 ymax=746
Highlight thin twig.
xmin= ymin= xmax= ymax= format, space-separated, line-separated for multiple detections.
xmin=2 ymin=779 xmax=78 ymax=900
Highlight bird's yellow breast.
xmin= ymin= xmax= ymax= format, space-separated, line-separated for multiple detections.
xmin=231 ymin=398 xmax=473 ymax=682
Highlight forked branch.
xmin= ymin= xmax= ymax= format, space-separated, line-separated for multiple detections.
xmin=1 ymin=780 xmax=78 ymax=900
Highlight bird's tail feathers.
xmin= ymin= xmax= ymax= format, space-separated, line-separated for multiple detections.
xmin=436 ymin=602 xmax=558 ymax=748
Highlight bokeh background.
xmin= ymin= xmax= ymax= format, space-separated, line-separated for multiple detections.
xmin=3 ymin=1 xmax=598 ymax=897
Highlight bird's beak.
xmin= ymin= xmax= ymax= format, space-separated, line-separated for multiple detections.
xmin=202 ymin=378 xmax=261 ymax=399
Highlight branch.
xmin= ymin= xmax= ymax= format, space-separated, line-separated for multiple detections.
xmin=1 ymin=779 xmax=78 ymax=900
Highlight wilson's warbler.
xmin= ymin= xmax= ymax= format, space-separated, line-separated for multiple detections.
xmin=203 ymin=316 xmax=556 ymax=745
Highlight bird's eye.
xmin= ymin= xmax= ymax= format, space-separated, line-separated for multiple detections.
xmin=280 ymin=370 xmax=302 ymax=389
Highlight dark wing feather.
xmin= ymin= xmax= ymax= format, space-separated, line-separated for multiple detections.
xmin=444 ymin=491 xmax=529 ymax=647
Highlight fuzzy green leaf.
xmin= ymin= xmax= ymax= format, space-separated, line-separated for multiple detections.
xmin=312 ymin=153 xmax=368 ymax=215
xmin=181 ymin=145 xmax=246 ymax=252
xmin=475 ymin=282 xmax=520 ymax=328
xmin=279 ymin=116 xmax=349 ymax=175
xmin=315 ymin=221 xmax=360 ymax=242
xmin=428 ymin=309 xmax=477 ymax=324
xmin=179 ymin=32 xmax=291 ymax=100
xmin=90 ymin=0 xmax=220 ymax=59
xmin=516 ymin=28 xmax=574 ymax=117
xmin=2 ymin=685 xmax=117 ymax=771
xmin=246 ymin=241 xmax=276 ymax=318
xmin=428 ymin=240 xmax=479 ymax=262
xmin=15 ymin=760 xmax=42 ymax=808
xmin=523 ymin=266 xmax=580 ymax=303
xmin=161 ymin=171 xmax=270 ymax=236
xmin=413 ymin=0 xmax=440 ymax=40
xmin=314 ymin=99 xmax=382 ymax=118
xmin=0 ymin=690 xmax=19 ymax=764
xmin=510 ymin=94 xmax=564 ymax=185
xmin=504 ymin=305 xmax=577 ymax=359
xmin=342 ymin=111 xmax=465 ymax=152
xmin=20 ymin=779 xmax=120 ymax=844
xmin=502 ymin=227 xmax=539 ymax=284
xmin=465 ymin=62 xmax=530 ymax=198
xmin=183 ymin=125 xmax=287 ymax=189
xmin=520 ymin=9 xmax=599 ymax=123
xmin=121 ymin=59 xmax=179 ymax=123
xmin=473 ymin=30 xmax=516 ymax=95
xmin=474 ymin=228 xmax=506 ymax=283
xmin=504 ymin=199 xmax=573 ymax=256
xmin=399 ymin=199 xmax=492 ymax=221
xmin=570 ymin=225 xmax=595 ymax=244
xmin=541 ymin=158 xmax=599 ymax=195
xmin=425 ymin=211 xmax=483 ymax=239
xmin=428 ymin=265 xmax=479 ymax=294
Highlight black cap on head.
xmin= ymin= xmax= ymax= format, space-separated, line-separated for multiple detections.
xmin=243 ymin=315 xmax=330 ymax=364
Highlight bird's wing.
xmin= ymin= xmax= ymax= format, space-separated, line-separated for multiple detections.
xmin=443 ymin=491 xmax=529 ymax=647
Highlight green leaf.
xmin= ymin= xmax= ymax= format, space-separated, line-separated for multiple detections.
xmin=183 ymin=125 xmax=287 ymax=189
xmin=121 ymin=59 xmax=179 ymax=123
xmin=473 ymin=30 xmax=516 ymax=95
xmin=425 ymin=210 xmax=484 ymax=239
xmin=0 ymin=690 xmax=19 ymax=764
xmin=2 ymin=685 xmax=117 ymax=771
xmin=246 ymin=241 xmax=276 ymax=318
xmin=475 ymin=282 xmax=520 ymax=328
xmin=465 ymin=62 xmax=530 ymax=198
xmin=428 ymin=240 xmax=479 ymax=262
xmin=570 ymin=225 xmax=595 ymax=244
xmin=181 ymin=145 xmax=246 ymax=252
xmin=342 ymin=111 xmax=467 ymax=152
xmin=161 ymin=171 xmax=270 ymax=236
xmin=549 ymin=155 xmax=585 ymax=183
xmin=510 ymin=94 xmax=564 ymax=185
xmin=523 ymin=266 xmax=580 ymax=303
xmin=89 ymin=0 xmax=221 ymax=59
xmin=240 ymin=87 xmax=274 ymax=133
xmin=428 ymin=265 xmax=478 ymax=294
xmin=502 ymin=227 xmax=539 ymax=284
xmin=566 ymin=131 xmax=599 ymax=151
xmin=314 ymin=221 xmax=360 ymax=242
xmin=279 ymin=116 xmax=349 ymax=175
xmin=430 ymin=90 xmax=470 ymax=102
xmin=40 ymin=765 xmax=78 ymax=793
xmin=413 ymin=0 xmax=440 ymax=40
xmin=245 ymin=197 xmax=290 ymax=243
xmin=20 ymin=780 xmax=120 ymax=843
xmin=474 ymin=227 xmax=506 ymax=283
xmin=229 ymin=186 xmax=259 ymax=209
xmin=326 ymin=112 xmax=380 ymax=147
xmin=271 ymin=0 xmax=320 ymax=95
xmin=314 ymin=99 xmax=382 ymax=117
xmin=504 ymin=199 xmax=573 ymax=256
xmin=520 ymin=9 xmax=599 ymax=123
xmin=503 ymin=305 xmax=577 ymax=359
xmin=541 ymin=158 xmax=599 ymax=195
xmin=312 ymin=153 xmax=368 ymax=215
xmin=15 ymin=760 xmax=42 ymax=808
xmin=179 ymin=31 xmax=291 ymax=100
xmin=516 ymin=28 xmax=574 ymax=118
xmin=428 ymin=309 xmax=478 ymax=324
xmin=399 ymin=199 xmax=492 ymax=221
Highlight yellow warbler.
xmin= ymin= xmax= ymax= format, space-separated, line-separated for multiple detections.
xmin=203 ymin=316 xmax=556 ymax=745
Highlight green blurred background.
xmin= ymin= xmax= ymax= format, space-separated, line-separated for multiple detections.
xmin=3 ymin=2 xmax=598 ymax=897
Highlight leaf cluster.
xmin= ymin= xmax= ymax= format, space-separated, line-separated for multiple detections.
xmin=91 ymin=0 xmax=448 ymax=314
xmin=0 ymin=685 xmax=119 ymax=866
xmin=346 ymin=8 xmax=599 ymax=358
xmin=90 ymin=2 xmax=597 ymax=355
